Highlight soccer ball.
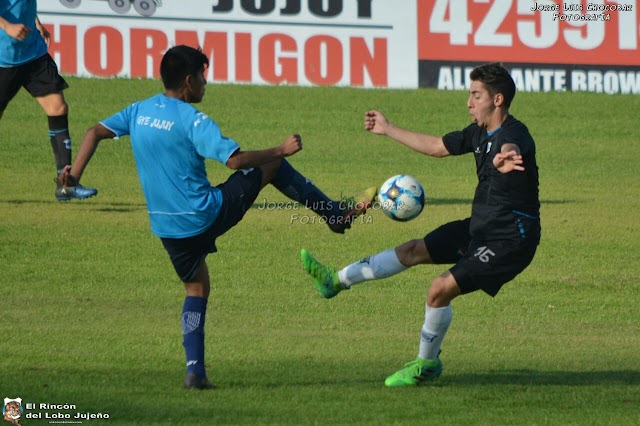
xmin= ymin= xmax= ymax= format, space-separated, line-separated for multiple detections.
xmin=378 ymin=175 xmax=425 ymax=221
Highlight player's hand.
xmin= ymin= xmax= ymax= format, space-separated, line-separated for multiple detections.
xmin=493 ymin=150 xmax=525 ymax=173
xmin=6 ymin=23 xmax=31 ymax=41
xmin=364 ymin=110 xmax=389 ymax=135
xmin=280 ymin=134 xmax=302 ymax=157
xmin=58 ymin=165 xmax=72 ymax=186
xmin=58 ymin=165 xmax=81 ymax=186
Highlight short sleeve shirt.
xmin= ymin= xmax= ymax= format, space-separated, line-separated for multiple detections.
xmin=0 ymin=0 xmax=48 ymax=67
xmin=101 ymin=94 xmax=239 ymax=238
xmin=442 ymin=115 xmax=540 ymax=240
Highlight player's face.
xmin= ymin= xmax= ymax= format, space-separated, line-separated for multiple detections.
xmin=187 ymin=68 xmax=207 ymax=103
xmin=467 ymin=80 xmax=496 ymax=128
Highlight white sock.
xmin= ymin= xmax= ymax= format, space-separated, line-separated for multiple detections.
xmin=337 ymin=248 xmax=408 ymax=288
xmin=418 ymin=305 xmax=452 ymax=360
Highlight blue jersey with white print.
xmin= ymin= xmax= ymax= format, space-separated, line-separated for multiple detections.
xmin=0 ymin=0 xmax=48 ymax=67
xmin=101 ymin=94 xmax=239 ymax=238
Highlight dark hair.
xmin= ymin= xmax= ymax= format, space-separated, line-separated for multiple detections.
xmin=160 ymin=45 xmax=209 ymax=90
xmin=470 ymin=63 xmax=516 ymax=109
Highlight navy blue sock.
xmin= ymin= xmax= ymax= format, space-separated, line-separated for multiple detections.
xmin=271 ymin=159 xmax=338 ymax=218
xmin=182 ymin=296 xmax=208 ymax=378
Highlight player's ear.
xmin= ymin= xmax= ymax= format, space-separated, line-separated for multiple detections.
xmin=184 ymin=74 xmax=193 ymax=89
xmin=494 ymin=93 xmax=504 ymax=107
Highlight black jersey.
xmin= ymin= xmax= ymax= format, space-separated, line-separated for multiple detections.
xmin=442 ymin=115 xmax=540 ymax=241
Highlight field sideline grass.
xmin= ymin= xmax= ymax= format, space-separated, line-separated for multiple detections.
xmin=1 ymin=77 xmax=639 ymax=425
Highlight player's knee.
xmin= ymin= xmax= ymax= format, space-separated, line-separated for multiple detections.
xmin=59 ymin=102 xmax=69 ymax=116
xmin=427 ymin=276 xmax=456 ymax=307
xmin=184 ymin=281 xmax=210 ymax=298
xmin=47 ymin=102 xmax=69 ymax=117
xmin=426 ymin=279 xmax=445 ymax=307
xmin=396 ymin=239 xmax=430 ymax=267
xmin=41 ymin=94 xmax=69 ymax=117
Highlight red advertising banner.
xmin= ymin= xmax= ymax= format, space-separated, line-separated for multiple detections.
xmin=418 ymin=0 xmax=640 ymax=93
xmin=418 ymin=0 xmax=638 ymax=65
xmin=44 ymin=25 xmax=389 ymax=87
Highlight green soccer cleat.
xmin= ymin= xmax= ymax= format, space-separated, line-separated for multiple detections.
xmin=300 ymin=249 xmax=344 ymax=299
xmin=328 ymin=186 xmax=377 ymax=234
xmin=384 ymin=354 xmax=443 ymax=387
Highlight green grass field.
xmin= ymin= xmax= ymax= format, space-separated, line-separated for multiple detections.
xmin=1 ymin=77 xmax=639 ymax=425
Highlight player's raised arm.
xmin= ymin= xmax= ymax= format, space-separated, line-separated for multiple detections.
xmin=364 ymin=110 xmax=449 ymax=158
xmin=225 ymin=133 xmax=302 ymax=170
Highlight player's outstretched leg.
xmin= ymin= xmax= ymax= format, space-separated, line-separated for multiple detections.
xmin=270 ymin=159 xmax=376 ymax=233
xmin=300 ymin=249 xmax=344 ymax=299
xmin=384 ymin=351 xmax=443 ymax=387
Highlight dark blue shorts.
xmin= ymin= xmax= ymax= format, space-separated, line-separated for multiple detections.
xmin=0 ymin=53 xmax=68 ymax=111
xmin=424 ymin=218 xmax=540 ymax=297
xmin=161 ymin=168 xmax=263 ymax=282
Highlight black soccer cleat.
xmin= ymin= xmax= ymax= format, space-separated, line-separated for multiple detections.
xmin=184 ymin=373 xmax=215 ymax=390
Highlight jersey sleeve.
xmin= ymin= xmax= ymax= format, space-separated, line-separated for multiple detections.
xmin=499 ymin=122 xmax=534 ymax=155
xmin=100 ymin=104 xmax=134 ymax=137
xmin=442 ymin=124 xmax=476 ymax=155
xmin=188 ymin=112 xmax=240 ymax=165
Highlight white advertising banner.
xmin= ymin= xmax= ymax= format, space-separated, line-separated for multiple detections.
xmin=38 ymin=0 xmax=419 ymax=88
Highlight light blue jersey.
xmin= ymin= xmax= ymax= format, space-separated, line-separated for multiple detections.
xmin=0 ymin=0 xmax=48 ymax=67
xmin=101 ymin=94 xmax=240 ymax=238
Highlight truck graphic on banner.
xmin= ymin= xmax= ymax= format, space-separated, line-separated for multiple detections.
xmin=59 ymin=0 xmax=161 ymax=17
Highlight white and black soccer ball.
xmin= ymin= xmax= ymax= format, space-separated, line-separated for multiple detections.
xmin=378 ymin=175 xmax=425 ymax=221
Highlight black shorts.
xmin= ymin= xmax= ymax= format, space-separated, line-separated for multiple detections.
xmin=161 ymin=168 xmax=263 ymax=282
xmin=424 ymin=218 xmax=540 ymax=297
xmin=0 ymin=53 xmax=68 ymax=111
